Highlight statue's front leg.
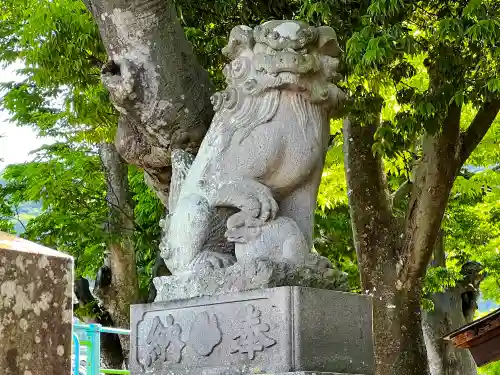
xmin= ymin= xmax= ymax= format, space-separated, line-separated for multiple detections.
xmin=211 ymin=178 xmax=279 ymax=222
xmin=163 ymin=193 xmax=235 ymax=274
xmin=278 ymin=168 xmax=332 ymax=269
xmin=161 ymin=194 xmax=212 ymax=274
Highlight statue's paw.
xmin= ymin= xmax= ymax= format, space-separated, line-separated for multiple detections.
xmin=254 ymin=185 xmax=279 ymax=222
xmin=214 ymin=179 xmax=278 ymax=222
xmin=234 ymin=183 xmax=278 ymax=222
xmin=241 ymin=181 xmax=278 ymax=221
xmin=191 ymin=251 xmax=236 ymax=272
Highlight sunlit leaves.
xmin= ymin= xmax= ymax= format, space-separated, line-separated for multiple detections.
xmin=466 ymin=19 xmax=500 ymax=44
xmin=463 ymin=0 xmax=483 ymax=19
xmin=478 ymin=360 xmax=500 ymax=375
xmin=0 ymin=0 xmax=113 ymax=142
xmin=423 ymin=266 xmax=460 ymax=296
xmin=487 ymin=78 xmax=500 ymax=93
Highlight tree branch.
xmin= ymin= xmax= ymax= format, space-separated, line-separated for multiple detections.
xmin=13 ymin=205 xmax=27 ymax=232
xmin=460 ymin=98 xmax=500 ymax=165
xmin=400 ymin=103 xmax=462 ymax=287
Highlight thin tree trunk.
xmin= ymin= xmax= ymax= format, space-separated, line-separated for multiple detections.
xmin=74 ymin=278 xmax=124 ymax=369
xmin=96 ymin=142 xmax=139 ymax=363
xmin=422 ymin=289 xmax=478 ymax=375
xmin=422 ymin=235 xmax=482 ymax=375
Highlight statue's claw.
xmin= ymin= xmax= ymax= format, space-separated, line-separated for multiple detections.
xmin=213 ymin=179 xmax=278 ymax=222
xmin=190 ymin=251 xmax=236 ymax=272
xmin=255 ymin=186 xmax=279 ymax=221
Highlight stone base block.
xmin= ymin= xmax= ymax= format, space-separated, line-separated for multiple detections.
xmin=0 ymin=232 xmax=73 ymax=375
xmin=154 ymin=259 xmax=348 ymax=301
xmin=131 ymin=287 xmax=373 ymax=375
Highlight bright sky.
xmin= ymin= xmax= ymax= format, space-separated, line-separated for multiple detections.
xmin=0 ymin=62 xmax=52 ymax=171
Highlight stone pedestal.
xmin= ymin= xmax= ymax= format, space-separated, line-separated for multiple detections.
xmin=0 ymin=232 xmax=73 ymax=375
xmin=130 ymin=287 xmax=373 ymax=375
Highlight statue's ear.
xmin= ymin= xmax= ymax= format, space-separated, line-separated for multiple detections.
xmin=222 ymin=25 xmax=255 ymax=59
xmin=317 ymin=26 xmax=342 ymax=57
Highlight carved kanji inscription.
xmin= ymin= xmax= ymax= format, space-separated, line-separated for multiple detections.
xmin=231 ymin=304 xmax=276 ymax=360
xmin=144 ymin=315 xmax=185 ymax=368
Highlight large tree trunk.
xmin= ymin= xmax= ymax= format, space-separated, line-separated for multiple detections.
xmin=342 ymin=97 xmax=499 ymax=375
xmin=83 ymin=0 xmax=214 ymax=204
xmin=343 ymin=116 xmax=431 ymax=375
xmin=96 ymin=142 xmax=139 ymax=363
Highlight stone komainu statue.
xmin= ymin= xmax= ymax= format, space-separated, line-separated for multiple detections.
xmin=158 ymin=20 xmax=346 ymax=289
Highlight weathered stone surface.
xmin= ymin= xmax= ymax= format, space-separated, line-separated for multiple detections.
xmin=0 ymin=231 xmax=73 ymax=375
xmin=154 ymin=258 xmax=348 ymax=301
xmin=160 ymin=20 xmax=346 ymax=282
xmin=130 ymin=20 xmax=370 ymax=375
xmin=263 ymin=373 xmax=366 ymax=375
xmin=131 ymin=287 xmax=373 ymax=375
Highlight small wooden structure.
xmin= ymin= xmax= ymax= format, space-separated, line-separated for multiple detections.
xmin=444 ymin=308 xmax=500 ymax=367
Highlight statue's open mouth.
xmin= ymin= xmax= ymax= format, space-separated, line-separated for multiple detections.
xmin=253 ymin=51 xmax=320 ymax=76
xmin=275 ymin=82 xmax=308 ymax=92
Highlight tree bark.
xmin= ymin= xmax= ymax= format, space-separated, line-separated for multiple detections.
xmin=399 ymin=104 xmax=462 ymax=288
xmin=343 ymin=116 xmax=430 ymax=375
xmin=422 ymin=244 xmax=484 ymax=375
xmin=419 ymin=100 xmax=499 ymax=375
xmin=422 ymin=291 xmax=477 ymax=375
xmin=96 ymin=142 xmax=139 ymax=363
xmin=344 ymin=105 xmax=461 ymax=375
xmin=344 ymin=97 xmax=498 ymax=375
xmin=84 ymin=0 xmax=214 ymax=204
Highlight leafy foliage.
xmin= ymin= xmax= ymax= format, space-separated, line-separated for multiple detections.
xmin=0 ymin=0 xmax=162 ymax=299
xmin=1 ymin=5 xmax=500 ymax=369
xmin=0 ymin=145 xmax=163 ymax=297
xmin=0 ymin=0 xmax=113 ymax=141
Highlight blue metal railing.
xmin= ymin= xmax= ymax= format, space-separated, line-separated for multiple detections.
xmin=72 ymin=323 xmax=130 ymax=375
xmin=73 ymin=332 xmax=80 ymax=374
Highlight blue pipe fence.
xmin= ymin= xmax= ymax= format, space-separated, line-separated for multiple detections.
xmin=72 ymin=323 xmax=130 ymax=375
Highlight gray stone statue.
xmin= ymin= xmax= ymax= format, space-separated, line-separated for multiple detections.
xmin=131 ymin=21 xmax=375 ymax=375
xmin=156 ymin=20 xmax=346 ymax=300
